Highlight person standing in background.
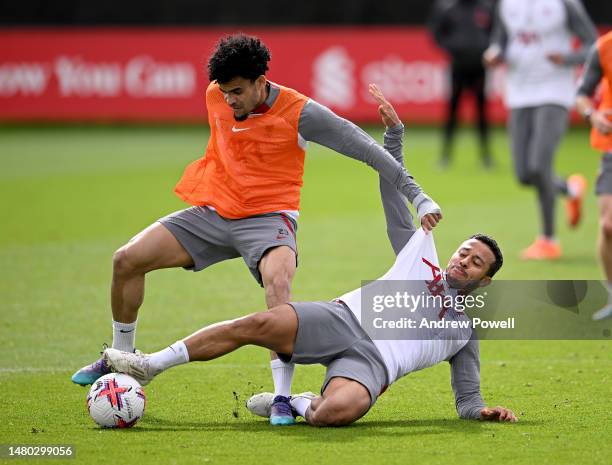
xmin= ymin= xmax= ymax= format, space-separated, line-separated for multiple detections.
xmin=483 ymin=0 xmax=597 ymax=260
xmin=576 ymin=31 xmax=612 ymax=320
xmin=429 ymin=0 xmax=495 ymax=169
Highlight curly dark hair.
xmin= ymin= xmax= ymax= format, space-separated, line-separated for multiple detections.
xmin=470 ymin=233 xmax=503 ymax=277
xmin=207 ymin=34 xmax=271 ymax=83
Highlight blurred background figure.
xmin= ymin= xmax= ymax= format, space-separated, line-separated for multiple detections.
xmin=576 ymin=30 xmax=612 ymax=320
xmin=429 ymin=0 xmax=495 ymax=169
xmin=483 ymin=0 xmax=597 ymax=261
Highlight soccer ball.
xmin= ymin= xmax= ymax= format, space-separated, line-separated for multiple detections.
xmin=86 ymin=373 xmax=146 ymax=428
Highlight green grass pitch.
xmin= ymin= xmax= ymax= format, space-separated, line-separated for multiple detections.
xmin=0 ymin=125 xmax=610 ymax=464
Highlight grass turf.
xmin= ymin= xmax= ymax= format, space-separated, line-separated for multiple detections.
xmin=0 ymin=125 xmax=610 ymax=464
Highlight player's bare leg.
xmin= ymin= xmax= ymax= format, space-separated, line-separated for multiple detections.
xmin=182 ymin=304 xmax=297 ymax=359
xmin=259 ymin=246 xmax=299 ymax=424
xmin=72 ymin=222 xmax=193 ymax=385
xmin=594 ymin=195 xmax=612 ymax=320
xmin=102 ymin=305 xmax=299 ymax=386
xmin=302 ymin=377 xmax=371 ymax=427
xmin=247 ymin=377 xmax=372 ymax=426
xmin=259 ymin=246 xmax=296 ymax=308
xmin=111 ymin=222 xmax=193 ymax=324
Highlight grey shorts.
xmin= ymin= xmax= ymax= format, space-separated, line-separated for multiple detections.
xmin=158 ymin=206 xmax=298 ymax=286
xmin=282 ymin=300 xmax=389 ymax=407
xmin=596 ymin=152 xmax=612 ymax=196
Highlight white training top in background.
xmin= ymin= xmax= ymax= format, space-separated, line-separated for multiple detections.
xmin=500 ymin=0 xmax=576 ymax=109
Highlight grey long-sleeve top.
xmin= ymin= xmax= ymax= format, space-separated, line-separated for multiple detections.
xmin=577 ymin=43 xmax=603 ymax=97
xmin=255 ymin=84 xmax=430 ymax=212
xmin=377 ymin=123 xmax=486 ymax=420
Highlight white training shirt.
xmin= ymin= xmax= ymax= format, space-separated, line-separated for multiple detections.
xmin=338 ymin=229 xmax=472 ymax=385
xmin=500 ymin=0 xmax=576 ymax=108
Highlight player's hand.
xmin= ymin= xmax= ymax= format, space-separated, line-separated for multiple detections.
xmin=483 ymin=47 xmax=503 ymax=67
xmin=415 ymin=193 xmax=442 ymax=233
xmin=546 ymin=53 xmax=565 ymax=65
xmin=368 ymin=83 xmax=401 ymax=129
xmin=480 ymin=406 xmax=518 ymax=422
xmin=420 ymin=212 xmax=442 ymax=232
xmin=591 ymin=109 xmax=612 ymax=135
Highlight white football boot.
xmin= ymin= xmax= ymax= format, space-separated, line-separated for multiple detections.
xmin=103 ymin=348 xmax=159 ymax=386
xmin=246 ymin=392 xmax=274 ymax=418
xmin=246 ymin=391 xmax=317 ymax=418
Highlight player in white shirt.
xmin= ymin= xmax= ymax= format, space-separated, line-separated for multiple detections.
xmin=483 ymin=0 xmax=597 ymax=260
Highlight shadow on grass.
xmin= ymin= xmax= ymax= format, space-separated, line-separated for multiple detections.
xmin=113 ymin=415 xmax=541 ymax=439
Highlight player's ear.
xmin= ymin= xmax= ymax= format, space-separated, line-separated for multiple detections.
xmin=254 ymin=75 xmax=266 ymax=87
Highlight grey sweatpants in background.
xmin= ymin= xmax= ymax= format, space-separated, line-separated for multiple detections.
xmin=509 ymin=105 xmax=569 ymax=238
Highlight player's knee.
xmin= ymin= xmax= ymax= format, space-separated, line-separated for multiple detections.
xmin=264 ymin=274 xmax=292 ymax=299
xmin=229 ymin=312 xmax=274 ymax=342
xmin=112 ymin=245 xmax=142 ymax=276
xmin=517 ymin=172 xmax=532 ymax=186
xmin=524 ymin=169 xmax=545 ymax=186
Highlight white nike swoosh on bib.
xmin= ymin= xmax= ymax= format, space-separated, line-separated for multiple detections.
xmin=232 ymin=126 xmax=251 ymax=132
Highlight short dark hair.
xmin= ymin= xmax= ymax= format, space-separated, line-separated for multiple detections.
xmin=208 ymin=34 xmax=271 ymax=83
xmin=470 ymin=233 xmax=503 ymax=277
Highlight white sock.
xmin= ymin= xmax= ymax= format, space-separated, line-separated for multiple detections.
xmin=271 ymin=359 xmax=294 ymax=397
xmin=149 ymin=341 xmax=190 ymax=373
xmin=112 ymin=320 xmax=137 ymax=352
xmin=290 ymin=396 xmax=312 ymax=418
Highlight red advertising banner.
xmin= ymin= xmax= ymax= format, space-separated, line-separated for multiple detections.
xmin=1 ymin=27 xmax=509 ymax=123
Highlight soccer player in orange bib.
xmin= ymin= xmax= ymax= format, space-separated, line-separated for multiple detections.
xmin=576 ymin=30 xmax=612 ymax=320
xmin=71 ymin=34 xmax=442 ymax=425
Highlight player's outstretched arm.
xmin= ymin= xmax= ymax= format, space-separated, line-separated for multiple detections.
xmin=367 ymin=83 xmax=441 ymax=254
xmin=298 ymin=93 xmax=434 ymax=214
xmin=449 ymin=336 xmax=518 ymax=422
